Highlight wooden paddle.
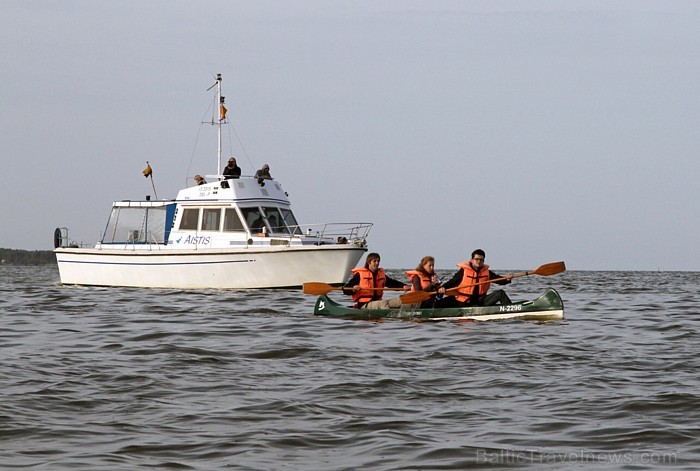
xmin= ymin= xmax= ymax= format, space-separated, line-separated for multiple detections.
xmin=303 ymin=282 xmax=407 ymax=296
xmin=399 ymin=261 xmax=566 ymax=304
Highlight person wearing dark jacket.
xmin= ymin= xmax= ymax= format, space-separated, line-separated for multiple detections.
xmin=254 ymin=164 xmax=272 ymax=185
xmin=223 ymin=157 xmax=241 ymax=179
xmin=440 ymin=249 xmax=513 ymax=307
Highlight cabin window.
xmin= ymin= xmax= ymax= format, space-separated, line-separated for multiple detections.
xmin=223 ymin=208 xmax=245 ymax=232
xmin=241 ymin=207 xmax=265 ymax=233
xmin=201 ymin=208 xmax=221 ymax=231
xmin=179 ymin=208 xmax=200 ymax=230
xmin=101 ymin=205 xmax=171 ymax=244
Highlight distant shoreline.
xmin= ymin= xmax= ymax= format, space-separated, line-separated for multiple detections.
xmin=0 ymin=248 xmax=56 ymax=265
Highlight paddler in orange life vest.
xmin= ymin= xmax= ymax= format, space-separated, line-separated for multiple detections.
xmin=343 ymin=252 xmax=410 ymax=309
xmin=439 ymin=249 xmax=514 ymax=307
xmin=405 ymin=255 xmax=443 ymax=308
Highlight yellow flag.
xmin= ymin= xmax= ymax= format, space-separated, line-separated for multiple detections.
xmin=220 ymin=104 xmax=228 ymax=120
xmin=143 ymin=162 xmax=153 ymax=178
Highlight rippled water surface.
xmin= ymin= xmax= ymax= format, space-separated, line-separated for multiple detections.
xmin=2 ymin=266 xmax=699 ymax=470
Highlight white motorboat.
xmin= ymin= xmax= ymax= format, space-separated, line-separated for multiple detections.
xmin=54 ymin=74 xmax=371 ymax=289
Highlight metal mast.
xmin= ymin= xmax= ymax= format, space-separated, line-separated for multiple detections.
xmin=208 ymin=73 xmax=224 ymax=175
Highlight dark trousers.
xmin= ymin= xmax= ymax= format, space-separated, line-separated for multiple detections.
xmin=481 ymin=289 xmax=512 ymax=306
xmin=438 ymin=289 xmax=512 ymax=308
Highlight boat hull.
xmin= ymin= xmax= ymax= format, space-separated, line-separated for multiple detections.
xmin=55 ymin=245 xmax=366 ymax=289
xmin=314 ymin=288 xmax=564 ymax=322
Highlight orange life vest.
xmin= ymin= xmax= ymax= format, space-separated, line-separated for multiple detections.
xmin=405 ymin=270 xmax=433 ymax=292
xmin=351 ymin=267 xmax=386 ymax=304
xmin=454 ymin=262 xmax=490 ymax=303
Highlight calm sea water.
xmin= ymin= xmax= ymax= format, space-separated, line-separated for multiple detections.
xmin=1 ymin=266 xmax=699 ymax=470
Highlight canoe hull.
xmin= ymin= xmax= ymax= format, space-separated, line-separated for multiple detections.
xmin=314 ymin=288 xmax=564 ymax=322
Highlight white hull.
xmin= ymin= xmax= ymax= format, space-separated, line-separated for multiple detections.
xmin=56 ymin=245 xmax=366 ymax=289
xmin=428 ymin=310 xmax=564 ymax=322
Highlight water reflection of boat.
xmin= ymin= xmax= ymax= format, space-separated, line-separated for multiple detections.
xmin=54 ymin=74 xmax=371 ymax=289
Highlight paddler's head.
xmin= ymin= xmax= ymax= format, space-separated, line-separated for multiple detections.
xmin=470 ymin=249 xmax=486 ymax=269
xmin=365 ymin=252 xmax=381 ymax=271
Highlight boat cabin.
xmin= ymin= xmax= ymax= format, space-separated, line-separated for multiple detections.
xmin=96 ymin=176 xmax=370 ymax=250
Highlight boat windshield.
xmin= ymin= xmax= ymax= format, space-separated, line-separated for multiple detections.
xmin=239 ymin=206 xmax=301 ymax=235
xmin=280 ymin=208 xmax=302 ymax=235
xmin=262 ymin=207 xmax=291 ymax=234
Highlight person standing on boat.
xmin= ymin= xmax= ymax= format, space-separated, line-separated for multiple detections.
xmin=439 ymin=249 xmax=513 ymax=307
xmin=405 ymin=256 xmax=442 ymax=308
xmin=223 ymin=157 xmax=241 ymax=179
xmin=255 ymin=164 xmax=272 ymax=185
xmin=343 ymin=252 xmax=409 ymax=309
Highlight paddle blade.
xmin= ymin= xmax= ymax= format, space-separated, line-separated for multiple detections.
xmin=399 ymin=290 xmax=433 ymax=304
xmin=530 ymin=261 xmax=566 ymax=277
xmin=303 ymin=282 xmax=336 ymax=295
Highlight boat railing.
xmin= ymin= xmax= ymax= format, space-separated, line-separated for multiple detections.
xmin=53 ymin=227 xmax=92 ymax=249
xmin=120 ymin=231 xmax=170 ymax=250
xmin=197 ymin=174 xmax=265 ymax=184
xmin=289 ymin=222 xmax=373 ymax=246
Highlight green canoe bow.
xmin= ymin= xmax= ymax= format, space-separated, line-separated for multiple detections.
xmin=314 ymin=288 xmax=564 ymax=322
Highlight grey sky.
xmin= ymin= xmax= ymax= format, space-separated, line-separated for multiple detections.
xmin=2 ymin=1 xmax=698 ymax=271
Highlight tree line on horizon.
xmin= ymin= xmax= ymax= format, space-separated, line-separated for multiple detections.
xmin=0 ymin=248 xmax=56 ymax=265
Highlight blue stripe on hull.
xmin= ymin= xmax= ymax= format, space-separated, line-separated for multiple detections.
xmin=58 ymin=259 xmax=255 ymax=267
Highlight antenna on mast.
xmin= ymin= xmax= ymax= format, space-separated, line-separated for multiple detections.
xmin=207 ymin=74 xmax=224 ymax=176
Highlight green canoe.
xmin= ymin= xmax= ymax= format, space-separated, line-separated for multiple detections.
xmin=314 ymin=288 xmax=564 ymax=322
